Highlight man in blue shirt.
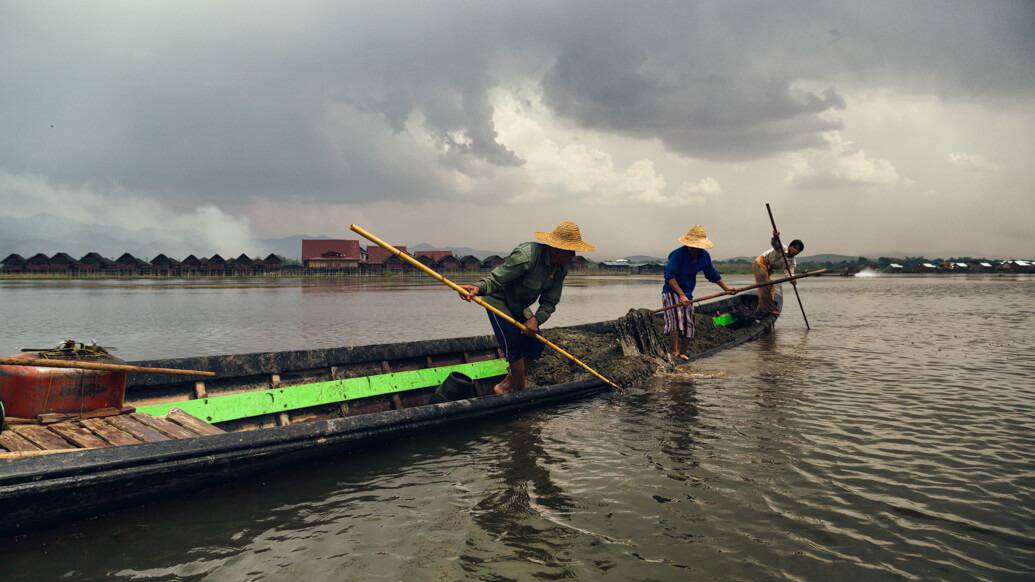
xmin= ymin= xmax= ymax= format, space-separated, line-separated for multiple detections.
xmin=662 ymin=225 xmax=737 ymax=360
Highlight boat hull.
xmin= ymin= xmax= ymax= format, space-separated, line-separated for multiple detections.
xmin=0 ymin=379 xmax=604 ymax=536
xmin=0 ymin=293 xmax=777 ymax=536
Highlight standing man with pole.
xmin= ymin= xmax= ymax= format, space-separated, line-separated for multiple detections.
xmin=457 ymin=221 xmax=597 ymax=394
xmin=351 ymin=223 xmax=620 ymax=391
xmin=758 ymin=203 xmax=810 ymax=329
xmin=662 ymin=225 xmax=738 ymax=360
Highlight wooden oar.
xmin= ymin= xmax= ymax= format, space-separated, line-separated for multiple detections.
xmin=350 ymin=224 xmax=622 ymax=391
xmin=653 ymin=269 xmax=827 ymax=314
xmin=0 ymin=357 xmax=216 ymax=377
xmin=766 ymin=202 xmax=811 ymax=330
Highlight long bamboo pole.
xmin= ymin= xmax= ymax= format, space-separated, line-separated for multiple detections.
xmin=0 ymin=357 xmax=216 ymax=377
xmin=766 ymin=203 xmax=811 ymax=330
xmin=350 ymin=224 xmax=622 ymax=390
xmin=653 ymin=269 xmax=827 ymax=314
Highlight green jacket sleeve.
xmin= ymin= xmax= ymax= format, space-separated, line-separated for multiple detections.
xmin=477 ymin=245 xmax=530 ymax=296
xmin=533 ymin=268 xmax=567 ymax=324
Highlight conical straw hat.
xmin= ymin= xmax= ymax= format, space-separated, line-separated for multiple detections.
xmin=534 ymin=221 xmax=597 ymax=252
xmin=677 ymin=225 xmax=714 ymax=249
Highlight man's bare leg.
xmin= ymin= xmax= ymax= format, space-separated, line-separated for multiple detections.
xmin=495 ymin=358 xmax=527 ymax=394
xmin=510 ymin=358 xmax=527 ymax=391
xmin=493 ymin=372 xmax=512 ymax=394
xmin=671 ymin=329 xmax=688 ymax=360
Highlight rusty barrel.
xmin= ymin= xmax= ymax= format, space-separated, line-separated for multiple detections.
xmin=0 ymin=353 xmax=128 ymax=419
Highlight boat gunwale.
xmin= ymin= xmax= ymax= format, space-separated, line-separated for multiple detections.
xmin=0 ymin=378 xmax=604 ymax=486
xmin=123 ymin=295 xmax=751 ymax=389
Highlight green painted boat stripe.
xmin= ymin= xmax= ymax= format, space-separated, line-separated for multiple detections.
xmin=135 ymin=359 xmax=508 ymax=424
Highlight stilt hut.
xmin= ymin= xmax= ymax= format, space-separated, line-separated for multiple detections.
xmin=366 ymin=245 xmax=409 ymax=273
xmin=263 ymin=254 xmax=283 ymax=274
xmin=437 ymin=255 xmax=461 ymax=272
xmin=459 ymin=255 xmax=482 ymax=272
xmin=481 ymin=255 xmax=504 ymax=270
xmin=416 ymin=255 xmax=437 ymax=270
xmin=180 ymin=255 xmax=202 ymax=276
xmin=383 ymin=255 xmax=409 ymax=273
xmin=233 ymin=254 xmax=255 ymax=275
xmin=1 ymin=254 xmax=26 ymax=274
xmin=114 ymin=253 xmax=146 ymax=275
xmin=25 ymin=253 xmax=52 ymax=274
xmin=50 ymin=253 xmax=80 ymax=275
xmin=79 ymin=252 xmax=115 ymax=275
xmin=206 ymin=254 xmax=227 ymax=276
xmin=150 ymin=254 xmax=180 ymax=276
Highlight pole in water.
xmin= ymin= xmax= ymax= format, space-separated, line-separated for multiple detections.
xmin=765 ymin=202 xmax=811 ymax=330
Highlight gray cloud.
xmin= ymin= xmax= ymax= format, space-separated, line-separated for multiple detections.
xmin=0 ymin=0 xmax=1031 ymax=208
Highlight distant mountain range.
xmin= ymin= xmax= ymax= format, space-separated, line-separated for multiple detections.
xmin=0 ymin=216 xmax=1015 ymax=262
xmin=256 ymin=235 xmax=326 ymax=260
xmin=256 ymin=238 xmax=506 ymax=260
xmin=0 ymin=214 xmax=270 ymax=260
xmin=410 ymin=243 xmax=504 ymax=261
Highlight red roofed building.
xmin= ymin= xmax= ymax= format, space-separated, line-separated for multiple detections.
xmin=302 ymin=239 xmax=362 ymax=270
xmin=414 ymin=250 xmax=453 ymax=262
xmin=365 ymin=245 xmax=407 ymax=265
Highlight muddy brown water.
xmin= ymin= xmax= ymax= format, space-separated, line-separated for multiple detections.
xmin=0 ymin=274 xmax=1033 ymax=580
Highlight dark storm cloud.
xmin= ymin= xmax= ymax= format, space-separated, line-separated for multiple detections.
xmin=537 ymin=1 xmax=1032 ymax=160
xmin=0 ymin=0 xmax=1031 ymax=204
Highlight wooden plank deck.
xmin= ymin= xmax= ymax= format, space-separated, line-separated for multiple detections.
xmin=0 ymin=408 xmax=222 ymax=456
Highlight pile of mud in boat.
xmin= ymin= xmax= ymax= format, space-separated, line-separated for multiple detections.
xmin=529 ymin=302 xmax=770 ymax=386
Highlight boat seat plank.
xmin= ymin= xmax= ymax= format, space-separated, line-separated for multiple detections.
xmin=14 ymin=426 xmax=77 ymax=450
xmin=135 ymin=358 xmax=509 ymax=426
xmin=81 ymin=418 xmax=144 ymax=446
xmin=129 ymin=413 xmax=198 ymax=440
xmin=106 ymin=415 xmax=172 ymax=443
xmin=166 ymin=409 xmax=225 ymax=436
xmin=48 ymin=422 xmax=110 ymax=449
xmin=0 ymin=430 xmax=43 ymax=452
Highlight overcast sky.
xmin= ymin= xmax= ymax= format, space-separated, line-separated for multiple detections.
xmin=1 ymin=0 xmax=1033 ymax=259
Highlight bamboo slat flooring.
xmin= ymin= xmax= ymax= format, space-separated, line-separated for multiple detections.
xmin=0 ymin=408 xmax=223 ymax=455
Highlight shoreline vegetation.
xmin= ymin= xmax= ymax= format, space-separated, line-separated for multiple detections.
xmin=0 ymin=269 xmax=1029 ymax=284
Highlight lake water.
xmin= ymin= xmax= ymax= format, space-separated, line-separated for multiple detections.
xmin=0 ymin=274 xmax=1033 ymax=580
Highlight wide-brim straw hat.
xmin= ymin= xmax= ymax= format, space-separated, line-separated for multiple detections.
xmin=534 ymin=221 xmax=597 ymax=252
xmin=677 ymin=225 xmax=715 ymax=249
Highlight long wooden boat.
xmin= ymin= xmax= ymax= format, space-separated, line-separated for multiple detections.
xmin=0 ymin=294 xmax=777 ymax=536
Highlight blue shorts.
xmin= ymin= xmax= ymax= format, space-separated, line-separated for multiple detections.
xmin=487 ymin=310 xmax=545 ymax=362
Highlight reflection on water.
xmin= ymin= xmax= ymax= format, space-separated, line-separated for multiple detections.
xmin=0 ymin=275 xmax=1034 ymax=580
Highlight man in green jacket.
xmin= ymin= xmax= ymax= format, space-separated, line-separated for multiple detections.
xmin=459 ymin=221 xmax=596 ymax=394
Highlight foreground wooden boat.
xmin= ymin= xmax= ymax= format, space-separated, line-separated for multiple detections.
xmin=0 ymin=294 xmax=777 ymax=536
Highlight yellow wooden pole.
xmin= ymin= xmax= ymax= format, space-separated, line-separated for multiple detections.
xmin=350 ymin=224 xmax=622 ymax=390
xmin=0 ymin=357 xmax=216 ymax=377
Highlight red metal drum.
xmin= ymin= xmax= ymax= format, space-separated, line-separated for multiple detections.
xmin=0 ymin=353 xmax=128 ymax=419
